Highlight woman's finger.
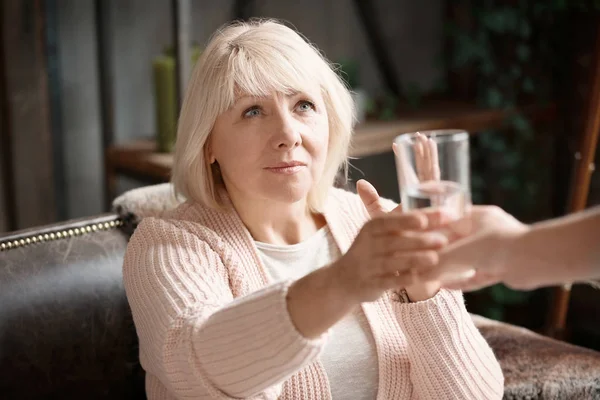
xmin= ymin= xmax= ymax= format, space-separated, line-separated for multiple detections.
xmin=373 ymin=231 xmax=448 ymax=256
xmin=380 ymin=250 xmax=439 ymax=275
xmin=417 ymin=235 xmax=490 ymax=285
xmin=393 ymin=142 xmax=418 ymax=188
xmin=368 ymin=213 xmax=427 ymax=235
xmin=441 ymin=271 xmax=499 ymax=292
xmin=389 ymin=203 xmax=403 ymax=214
xmin=356 ymin=179 xmax=388 ymax=218
xmin=417 ymin=256 xmax=472 ymax=282
xmin=419 ymin=134 xmax=432 ymax=181
xmin=368 ymin=208 xmax=455 ymax=235
xmin=414 ymin=138 xmax=426 ymax=182
xmin=428 ymin=138 xmax=441 ymax=181
xmin=378 ymin=270 xmax=419 ymax=291
xmin=423 ymin=206 xmax=458 ymax=228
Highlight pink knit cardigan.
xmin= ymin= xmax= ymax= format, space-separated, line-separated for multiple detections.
xmin=123 ymin=187 xmax=504 ymax=399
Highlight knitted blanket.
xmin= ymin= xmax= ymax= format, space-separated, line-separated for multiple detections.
xmin=472 ymin=315 xmax=600 ymax=399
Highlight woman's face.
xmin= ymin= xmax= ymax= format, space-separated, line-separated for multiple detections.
xmin=209 ymin=88 xmax=329 ymax=206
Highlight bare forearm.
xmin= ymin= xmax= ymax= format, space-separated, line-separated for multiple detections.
xmin=512 ymin=206 xmax=600 ymax=282
xmin=287 ymin=263 xmax=355 ymax=339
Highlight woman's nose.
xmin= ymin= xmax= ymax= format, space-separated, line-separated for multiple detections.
xmin=271 ymin=111 xmax=302 ymax=150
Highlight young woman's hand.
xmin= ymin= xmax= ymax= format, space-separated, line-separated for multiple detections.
xmin=419 ymin=205 xmax=530 ymax=291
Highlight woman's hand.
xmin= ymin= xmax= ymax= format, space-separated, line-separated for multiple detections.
xmin=419 ymin=205 xmax=530 ymax=291
xmin=351 ymin=183 xmax=453 ymax=302
xmin=356 ymin=180 xmax=445 ymax=301
xmin=393 ymin=132 xmax=441 ymax=191
xmin=287 ymin=208 xmax=449 ymax=338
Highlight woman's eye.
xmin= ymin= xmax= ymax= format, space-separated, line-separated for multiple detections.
xmin=243 ymin=106 xmax=261 ymax=118
xmin=297 ymin=100 xmax=315 ymax=112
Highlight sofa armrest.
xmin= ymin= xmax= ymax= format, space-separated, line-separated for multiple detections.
xmin=472 ymin=314 xmax=600 ymax=399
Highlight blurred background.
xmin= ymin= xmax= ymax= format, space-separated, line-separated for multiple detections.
xmin=0 ymin=1 xmax=599 ymax=349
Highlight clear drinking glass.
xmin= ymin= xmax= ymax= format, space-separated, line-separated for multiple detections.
xmin=393 ymin=129 xmax=471 ymax=217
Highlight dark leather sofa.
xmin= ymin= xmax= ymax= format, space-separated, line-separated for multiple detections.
xmin=2 ymin=194 xmax=600 ymax=399
xmin=0 ymin=213 xmax=145 ymax=399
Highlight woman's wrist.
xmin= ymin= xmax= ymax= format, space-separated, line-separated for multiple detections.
xmin=493 ymin=221 xmax=531 ymax=273
xmin=286 ymin=263 xmax=356 ymax=339
xmin=326 ymin=258 xmax=365 ymax=305
xmin=404 ymin=281 xmax=440 ymax=302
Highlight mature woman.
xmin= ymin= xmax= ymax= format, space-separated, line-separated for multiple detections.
xmin=123 ymin=19 xmax=503 ymax=399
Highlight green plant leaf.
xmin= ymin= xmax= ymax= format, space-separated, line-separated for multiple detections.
xmin=522 ymin=77 xmax=535 ymax=93
xmin=516 ymin=44 xmax=531 ymax=62
xmin=486 ymin=88 xmax=503 ymax=108
xmin=365 ymin=98 xmax=376 ymax=114
xmin=511 ymin=113 xmax=531 ymax=133
xmin=481 ymin=60 xmax=495 ymax=76
xmin=485 ymin=306 xmax=505 ymax=322
xmin=471 ymin=191 xmax=484 ymax=204
xmin=500 ymin=177 xmax=519 ymax=191
xmin=511 ymin=65 xmax=522 ymax=78
xmin=520 ymin=21 xmax=532 ymax=38
xmin=503 ymin=152 xmax=521 ymax=168
xmin=471 ymin=174 xmax=485 ymax=187
xmin=481 ymin=11 xmax=505 ymax=34
xmin=489 ymin=284 xmax=532 ymax=305
xmin=491 ymin=138 xmax=507 ymax=153
xmin=481 ymin=9 xmax=520 ymax=34
xmin=452 ymin=32 xmax=486 ymax=67
xmin=379 ymin=109 xmax=395 ymax=121
xmin=478 ymin=131 xmax=497 ymax=148
xmin=552 ymin=0 xmax=568 ymax=10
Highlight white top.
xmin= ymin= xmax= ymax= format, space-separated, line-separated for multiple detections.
xmin=255 ymin=226 xmax=379 ymax=399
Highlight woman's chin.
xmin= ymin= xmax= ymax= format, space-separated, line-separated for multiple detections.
xmin=261 ymin=184 xmax=312 ymax=205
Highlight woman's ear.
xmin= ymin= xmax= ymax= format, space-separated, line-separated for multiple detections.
xmin=205 ymin=139 xmax=216 ymax=164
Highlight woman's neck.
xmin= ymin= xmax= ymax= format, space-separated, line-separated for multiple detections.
xmin=228 ymin=192 xmax=326 ymax=246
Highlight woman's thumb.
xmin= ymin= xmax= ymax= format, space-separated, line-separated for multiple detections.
xmin=356 ymin=180 xmax=387 ymax=218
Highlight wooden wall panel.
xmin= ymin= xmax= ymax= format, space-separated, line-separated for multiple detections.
xmin=1 ymin=0 xmax=56 ymax=230
xmin=0 ymin=110 xmax=9 ymax=232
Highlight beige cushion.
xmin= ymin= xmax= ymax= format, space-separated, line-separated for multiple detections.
xmin=112 ymin=183 xmax=183 ymax=223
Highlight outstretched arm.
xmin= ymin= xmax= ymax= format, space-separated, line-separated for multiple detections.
xmin=429 ymin=205 xmax=600 ymax=291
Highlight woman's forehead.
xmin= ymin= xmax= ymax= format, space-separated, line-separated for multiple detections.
xmin=233 ymin=87 xmax=321 ymax=103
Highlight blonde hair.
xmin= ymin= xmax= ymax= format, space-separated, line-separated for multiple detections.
xmin=171 ymin=19 xmax=355 ymax=212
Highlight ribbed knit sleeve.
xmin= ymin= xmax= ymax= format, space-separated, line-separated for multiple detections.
xmin=392 ymin=289 xmax=504 ymax=399
xmin=122 ymin=217 xmax=328 ymax=399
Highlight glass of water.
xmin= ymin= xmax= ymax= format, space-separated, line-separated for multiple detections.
xmin=393 ymin=129 xmax=471 ymax=218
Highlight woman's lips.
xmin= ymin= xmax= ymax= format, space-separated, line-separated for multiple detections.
xmin=264 ymin=161 xmax=306 ymax=174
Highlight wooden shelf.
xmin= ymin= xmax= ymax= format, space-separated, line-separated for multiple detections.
xmin=105 ymin=101 xmax=556 ymax=199
xmin=352 ymin=101 xmax=555 ymax=158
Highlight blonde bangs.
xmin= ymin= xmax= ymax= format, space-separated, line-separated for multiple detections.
xmin=221 ymin=35 xmax=325 ymax=111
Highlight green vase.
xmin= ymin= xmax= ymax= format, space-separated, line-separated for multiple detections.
xmin=153 ymin=46 xmax=202 ymax=153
